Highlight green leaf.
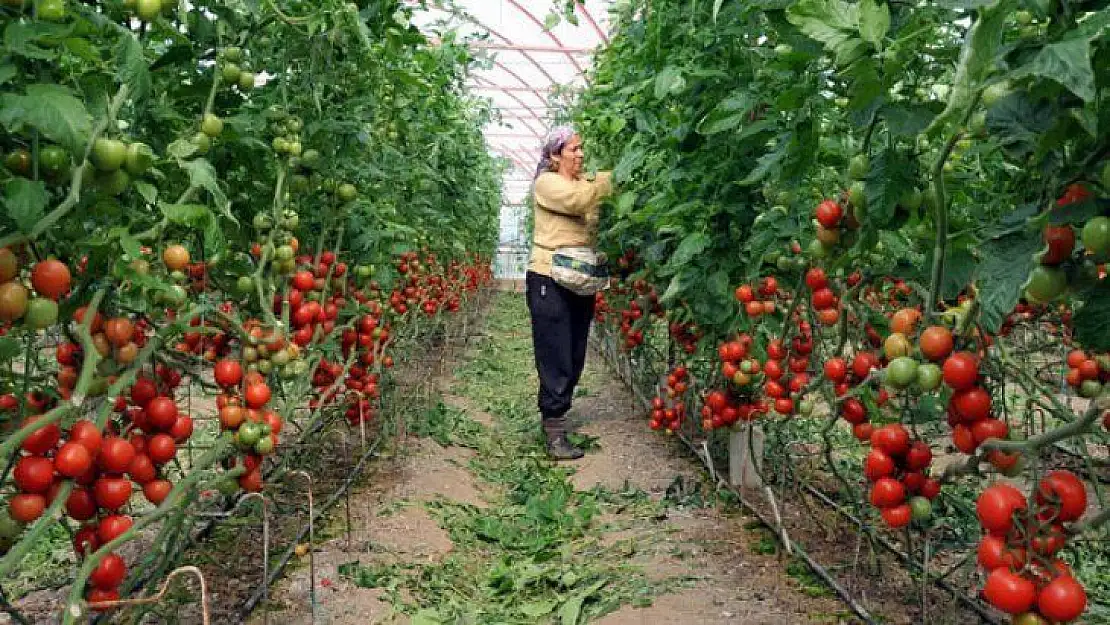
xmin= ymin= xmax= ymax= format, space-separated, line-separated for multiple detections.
xmin=975 ymin=229 xmax=1040 ymax=332
xmin=558 ymin=580 xmax=607 ymax=625
xmin=1072 ymin=283 xmax=1110 ymax=351
xmin=116 ymin=33 xmax=151 ymax=103
xmin=939 ymin=246 xmax=976 ymax=300
xmin=161 ymin=203 xmax=212 ymax=227
xmin=857 ymin=0 xmax=890 ymax=48
xmin=738 ymin=141 xmax=786 ymax=186
xmin=543 ymin=12 xmax=561 ymax=31
xmin=3 ymin=21 xmax=69 ymax=60
xmin=614 ymin=146 xmax=645 ymax=183
xmin=669 ymin=233 xmax=710 ymax=269
xmin=1010 ymin=38 xmax=1094 ymax=102
xmin=881 ymin=103 xmax=936 ymax=137
xmin=520 ymin=600 xmax=558 ymax=617
xmin=863 ymin=147 xmax=915 ymax=227
xmin=926 ymin=0 xmax=1013 ymax=135
xmin=133 ymin=181 xmax=158 ymax=205
xmin=697 ymin=92 xmax=754 ymax=135
xmin=786 ymin=0 xmax=859 ymax=51
xmin=3 ymin=178 xmax=48 ymax=234
xmin=0 ymin=84 xmax=92 ymax=153
xmin=176 ymin=159 xmax=235 ymax=223
xmin=0 ymin=64 xmax=16 ymax=87
xmin=0 ymin=337 xmax=19 ymax=361
xmin=108 ymin=226 xmax=143 ymax=259
xmin=653 ymin=66 xmax=685 ymax=99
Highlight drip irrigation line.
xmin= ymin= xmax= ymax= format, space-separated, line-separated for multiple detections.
xmin=238 ymin=432 xmax=385 ymax=619
xmin=798 ymin=483 xmax=1005 ymax=625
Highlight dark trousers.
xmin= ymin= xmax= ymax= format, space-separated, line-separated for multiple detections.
xmin=526 ymin=271 xmax=595 ymax=421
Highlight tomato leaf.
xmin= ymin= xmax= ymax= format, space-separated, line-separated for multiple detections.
xmin=0 ymin=84 xmax=92 ymax=154
xmin=116 ymin=33 xmax=151 ymax=103
xmin=0 ymin=337 xmax=18 ymax=361
xmin=925 ymin=0 xmax=1012 ymax=136
xmin=1072 ymin=283 xmax=1110 ymax=351
xmin=857 ymin=0 xmax=890 ymax=49
xmin=653 ymin=66 xmax=685 ymax=99
xmin=667 ymin=232 xmax=710 ymax=271
xmin=3 ymin=21 xmax=69 ymax=61
xmin=863 ymin=147 xmax=915 ymax=228
xmin=786 ymin=0 xmax=860 ymax=51
xmin=175 ymin=159 xmax=235 ymax=224
xmin=881 ymin=103 xmax=937 ymax=137
xmin=133 ymin=181 xmax=158 ymax=205
xmin=974 ymin=229 xmax=1041 ymax=332
xmin=1007 ymin=12 xmax=1110 ymax=103
xmin=2 ymin=178 xmax=48 ymax=234
xmin=985 ymin=92 xmax=1056 ymax=159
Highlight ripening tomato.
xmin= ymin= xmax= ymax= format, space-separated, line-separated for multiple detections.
xmin=1035 ymin=470 xmax=1088 ymax=522
xmin=244 ymin=383 xmax=271 ymax=408
xmin=870 ymin=477 xmax=906 ymax=508
xmin=30 ymin=259 xmax=71 ymax=300
xmin=90 ymin=553 xmax=127 ymax=590
xmin=977 ymin=483 xmax=1027 ymax=535
xmin=982 ymin=568 xmax=1036 ymax=615
xmin=942 ymin=352 xmax=979 ymax=390
xmin=815 ymin=199 xmax=843 ymax=228
xmin=1041 ymin=225 xmax=1076 ymax=265
xmin=1036 ymin=574 xmax=1086 ymax=623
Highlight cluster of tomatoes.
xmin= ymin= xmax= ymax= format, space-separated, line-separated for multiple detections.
xmin=863 ymin=424 xmax=940 ymax=528
xmin=0 ymin=250 xmax=71 ymax=331
xmin=1024 ymin=184 xmax=1110 ymax=304
xmin=176 ymin=310 xmax=234 ymax=361
xmin=734 ymin=276 xmax=780 ymax=318
xmin=286 ymin=254 xmax=349 ymax=347
xmin=976 ymin=472 xmax=1089 ymax=623
xmin=1062 ymin=348 xmax=1107 ymax=399
xmin=389 ymin=252 xmax=463 ymax=317
xmin=212 ymin=358 xmax=281 ymax=493
xmin=667 ymin=320 xmax=701 ymax=355
xmin=648 ymin=366 xmax=690 ymax=433
xmin=804 ymin=267 xmax=844 ymax=327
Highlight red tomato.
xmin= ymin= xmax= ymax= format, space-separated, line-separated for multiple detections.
xmin=213 ymin=359 xmax=243 ymax=387
xmin=852 ymin=352 xmax=877 ymax=379
xmin=98 ymin=514 xmax=134 ymax=543
xmin=146 ymin=433 xmax=176 ymax=465
xmin=881 ymin=504 xmax=912 ymax=528
xmin=130 ymin=377 xmax=158 ymax=407
xmin=93 ymin=477 xmax=133 ymax=511
xmin=840 ymin=398 xmax=868 ymax=424
xmin=90 ymin=553 xmax=127 ymax=590
xmin=870 ymin=477 xmax=905 ymax=508
xmin=815 ymin=199 xmax=843 ymax=228
xmin=953 ymin=386 xmax=992 ymax=422
xmin=98 ymin=437 xmax=136 ymax=473
xmin=982 ymin=568 xmax=1035 ymax=615
xmin=14 ymin=456 xmax=55 ymax=493
xmin=805 ymin=268 xmax=828 ymax=290
xmin=976 ymin=483 xmax=1027 ymax=535
xmin=942 ymin=352 xmax=979 ymax=390
xmin=823 ymin=358 xmax=848 ymax=382
xmin=69 ymin=420 xmax=103 ymax=455
xmin=904 ymin=441 xmax=933 ymax=471
xmin=20 ymin=415 xmax=61 ymax=455
xmin=56 ymin=442 xmax=93 ymax=478
xmin=870 ymin=424 xmax=910 ymax=457
xmin=244 ymin=383 xmax=271 ymax=408
xmin=864 ymin=449 xmax=896 ymax=481
xmin=1035 ymin=470 xmax=1088 ymax=522
xmin=1037 ymin=575 xmax=1087 ymax=623
xmin=143 ymin=479 xmax=173 ymax=505
xmin=65 ymin=486 xmax=98 ymax=521
xmin=145 ymin=397 xmax=178 ymax=431
xmin=9 ymin=494 xmax=46 ymax=523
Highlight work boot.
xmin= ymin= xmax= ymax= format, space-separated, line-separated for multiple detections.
xmin=542 ymin=415 xmax=584 ymax=461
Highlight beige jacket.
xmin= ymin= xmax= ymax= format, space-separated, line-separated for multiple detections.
xmin=528 ymin=171 xmax=613 ymax=276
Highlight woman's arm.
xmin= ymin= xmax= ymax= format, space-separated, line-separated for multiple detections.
xmin=534 ymin=172 xmax=613 ymax=217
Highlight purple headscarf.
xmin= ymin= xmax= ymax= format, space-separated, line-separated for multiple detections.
xmin=534 ymin=125 xmax=577 ymax=179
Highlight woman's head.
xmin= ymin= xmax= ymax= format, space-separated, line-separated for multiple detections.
xmin=534 ymin=125 xmax=583 ymax=179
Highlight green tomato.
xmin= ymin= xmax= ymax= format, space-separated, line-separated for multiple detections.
xmin=223 ymin=46 xmax=243 ymax=62
xmin=1081 ymin=216 xmax=1110 ymax=256
xmin=275 ymin=245 xmax=294 ymax=261
xmin=884 ymin=357 xmax=919 ymax=390
xmin=798 ymin=400 xmax=814 ymax=416
xmin=124 ymin=142 xmax=154 ymax=175
xmin=1014 ymin=10 xmax=1032 ymax=25
xmin=914 ymin=363 xmax=942 ymax=392
xmin=981 ymin=81 xmax=1010 ymax=107
xmin=281 ymin=212 xmax=300 ymax=230
xmin=1079 ymin=379 xmax=1102 ymax=399
xmin=221 ymin=63 xmax=241 ymax=84
xmin=254 ymin=435 xmax=275 ymax=455
xmin=807 ymin=238 xmax=829 ymax=259
xmin=215 ymin=477 xmax=239 ymax=496
xmin=238 ymin=421 xmax=262 ymax=447
xmin=136 ymin=0 xmax=161 ymax=21
xmin=300 ymin=149 xmax=320 ymax=168
xmin=253 ymin=213 xmax=273 ymax=230
xmin=356 ymin=265 xmax=373 ymax=278
xmin=236 ymin=276 xmax=254 ymax=294
xmin=848 ymin=154 xmax=869 ymax=180
xmin=4 ymin=149 xmax=32 ymax=176
xmin=201 ymin=113 xmax=224 ymax=138
xmin=38 ymin=145 xmax=70 ymax=177
xmin=287 ymin=141 xmax=303 ymax=158
xmin=909 ymin=496 xmax=932 ymax=522
xmin=92 ymin=138 xmax=127 ymax=172
xmin=24 ymin=298 xmax=58 ymax=330
xmin=969 ymin=111 xmax=987 ymax=137
xmin=36 ymin=0 xmax=65 ymax=20
xmin=1023 ymin=265 xmax=1067 ymax=303
xmin=192 ymin=132 xmax=211 ymax=155
xmin=848 ymin=181 xmax=867 ymax=211
xmin=96 ymin=169 xmax=131 ymax=197
xmin=238 ymin=72 xmax=256 ymax=90
xmin=776 ymin=255 xmax=793 ymax=272
xmin=337 ymin=183 xmax=358 ymax=202
xmin=272 ymin=137 xmax=288 ymax=154
xmin=899 ymin=188 xmax=922 ymax=211
xmin=774 ymin=43 xmax=793 ymax=57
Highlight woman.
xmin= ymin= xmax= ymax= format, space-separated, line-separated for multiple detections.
xmin=527 ymin=126 xmax=613 ymax=460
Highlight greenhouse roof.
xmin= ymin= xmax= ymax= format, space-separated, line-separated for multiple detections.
xmin=410 ymin=1 xmax=613 ymax=206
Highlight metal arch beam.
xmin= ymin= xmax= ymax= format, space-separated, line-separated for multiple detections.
xmin=576 ymin=2 xmax=609 ymax=44
xmin=504 ymin=0 xmax=585 ymax=74
xmin=489 ymin=141 xmax=539 ymax=169
xmin=472 ymin=77 xmax=547 ymax=137
xmin=469 ymin=42 xmax=594 ymax=54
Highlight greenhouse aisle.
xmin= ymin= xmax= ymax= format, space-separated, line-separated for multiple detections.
xmin=254 ymin=293 xmax=855 ymax=624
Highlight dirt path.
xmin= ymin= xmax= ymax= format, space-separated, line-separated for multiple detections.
xmin=253 ymin=293 xmax=857 ymax=624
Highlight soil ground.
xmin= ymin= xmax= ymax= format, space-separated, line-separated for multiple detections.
xmin=252 ymin=293 xmax=863 ymax=625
